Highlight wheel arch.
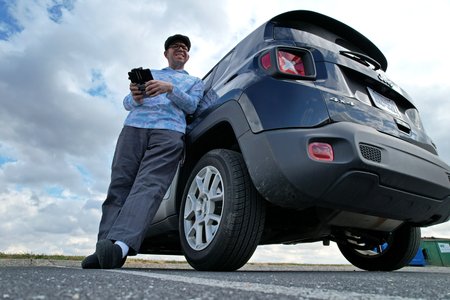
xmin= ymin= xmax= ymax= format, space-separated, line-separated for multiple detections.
xmin=175 ymin=100 xmax=251 ymax=209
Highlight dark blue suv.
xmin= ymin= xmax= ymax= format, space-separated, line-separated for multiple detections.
xmin=141 ymin=10 xmax=450 ymax=271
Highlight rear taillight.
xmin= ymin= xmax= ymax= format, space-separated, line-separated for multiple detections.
xmin=277 ymin=50 xmax=305 ymax=76
xmin=261 ymin=52 xmax=272 ymax=70
xmin=259 ymin=47 xmax=316 ymax=79
xmin=308 ymin=142 xmax=334 ymax=162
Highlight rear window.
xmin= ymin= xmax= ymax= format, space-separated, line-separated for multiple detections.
xmin=274 ymin=25 xmax=365 ymax=54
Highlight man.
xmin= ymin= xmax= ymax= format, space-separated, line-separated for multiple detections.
xmin=82 ymin=34 xmax=204 ymax=269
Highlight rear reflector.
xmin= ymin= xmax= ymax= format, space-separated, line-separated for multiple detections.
xmin=308 ymin=142 xmax=334 ymax=162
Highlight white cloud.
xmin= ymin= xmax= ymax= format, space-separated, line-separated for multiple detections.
xmin=250 ymin=243 xmax=348 ymax=265
xmin=0 ymin=188 xmax=102 ymax=255
xmin=0 ymin=0 xmax=449 ymax=265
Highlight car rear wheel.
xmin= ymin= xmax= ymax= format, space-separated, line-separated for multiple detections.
xmin=337 ymin=225 xmax=421 ymax=271
xmin=179 ymin=149 xmax=265 ymax=271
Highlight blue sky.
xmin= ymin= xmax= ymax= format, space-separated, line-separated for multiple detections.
xmin=0 ymin=1 xmax=22 ymax=39
xmin=1 ymin=0 xmax=449 ymax=264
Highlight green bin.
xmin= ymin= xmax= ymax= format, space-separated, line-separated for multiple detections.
xmin=421 ymin=238 xmax=450 ymax=267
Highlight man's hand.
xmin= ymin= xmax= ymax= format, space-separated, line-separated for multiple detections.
xmin=144 ymin=80 xmax=173 ymax=97
xmin=130 ymin=83 xmax=144 ymax=104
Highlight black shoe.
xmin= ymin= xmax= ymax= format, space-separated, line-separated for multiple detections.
xmin=81 ymin=253 xmax=100 ymax=269
xmin=96 ymin=240 xmax=127 ymax=269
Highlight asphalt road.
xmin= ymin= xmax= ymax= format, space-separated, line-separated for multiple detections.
xmin=1 ymin=259 xmax=449 ymax=299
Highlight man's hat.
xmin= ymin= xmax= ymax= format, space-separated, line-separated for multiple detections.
xmin=164 ymin=34 xmax=191 ymax=51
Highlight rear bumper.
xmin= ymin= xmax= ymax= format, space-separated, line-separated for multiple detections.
xmin=239 ymin=122 xmax=450 ymax=226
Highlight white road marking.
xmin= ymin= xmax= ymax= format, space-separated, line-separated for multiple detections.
xmin=110 ymin=269 xmax=416 ymax=300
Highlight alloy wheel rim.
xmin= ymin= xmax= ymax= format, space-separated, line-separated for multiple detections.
xmin=184 ymin=165 xmax=224 ymax=250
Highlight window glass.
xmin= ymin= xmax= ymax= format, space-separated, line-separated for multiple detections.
xmin=202 ymin=69 xmax=215 ymax=94
xmin=211 ymin=50 xmax=235 ymax=89
xmin=197 ymin=50 xmax=234 ymax=114
xmin=274 ymin=26 xmax=363 ymax=53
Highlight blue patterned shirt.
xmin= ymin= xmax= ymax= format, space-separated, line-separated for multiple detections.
xmin=123 ymin=67 xmax=204 ymax=133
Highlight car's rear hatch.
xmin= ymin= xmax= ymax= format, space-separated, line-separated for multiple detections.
xmin=267 ymin=10 xmax=437 ymax=154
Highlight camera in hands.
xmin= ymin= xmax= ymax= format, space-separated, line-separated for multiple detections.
xmin=128 ymin=67 xmax=153 ymax=92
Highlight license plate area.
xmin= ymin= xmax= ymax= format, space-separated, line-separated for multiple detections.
xmin=367 ymin=87 xmax=400 ymax=117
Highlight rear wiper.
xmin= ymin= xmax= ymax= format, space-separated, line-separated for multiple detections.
xmin=340 ymin=50 xmax=381 ymax=71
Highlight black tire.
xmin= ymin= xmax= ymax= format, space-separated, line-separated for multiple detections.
xmin=179 ymin=149 xmax=265 ymax=271
xmin=337 ymin=225 xmax=421 ymax=271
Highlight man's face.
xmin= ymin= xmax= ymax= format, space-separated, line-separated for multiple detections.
xmin=165 ymin=42 xmax=190 ymax=70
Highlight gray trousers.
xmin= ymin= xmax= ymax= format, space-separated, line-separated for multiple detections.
xmin=97 ymin=126 xmax=184 ymax=254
